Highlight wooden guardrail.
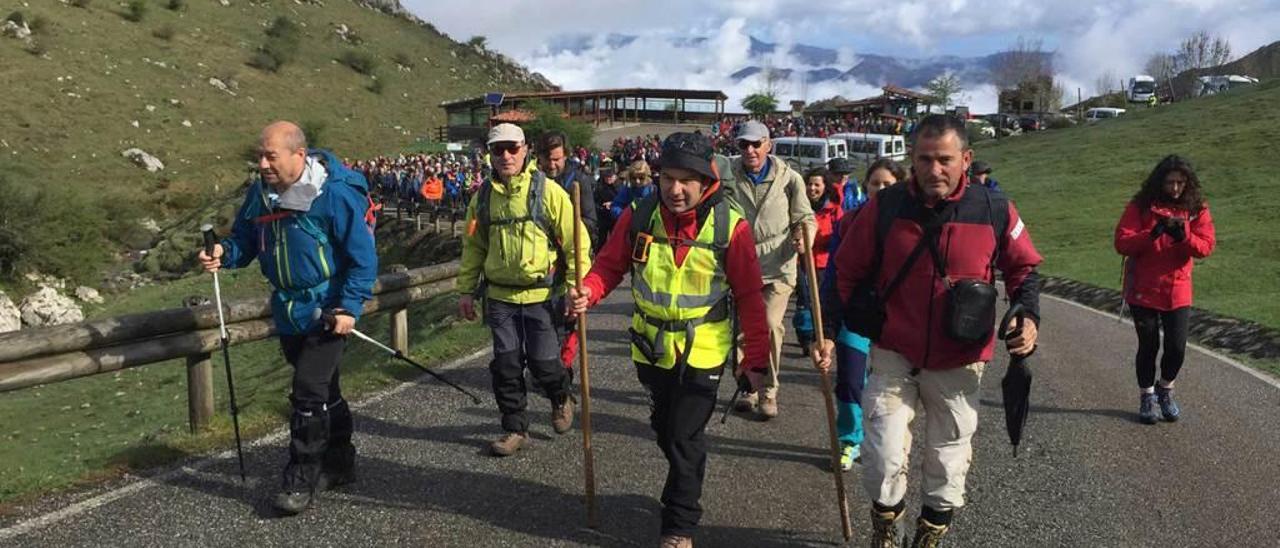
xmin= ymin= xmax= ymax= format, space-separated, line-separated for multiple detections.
xmin=0 ymin=261 xmax=463 ymax=432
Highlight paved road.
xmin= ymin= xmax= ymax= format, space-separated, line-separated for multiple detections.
xmin=2 ymin=283 xmax=1279 ymax=547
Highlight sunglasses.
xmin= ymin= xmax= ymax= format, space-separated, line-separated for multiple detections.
xmin=489 ymin=142 xmax=522 ymax=156
xmin=737 ymin=140 xmax=765 ymax=151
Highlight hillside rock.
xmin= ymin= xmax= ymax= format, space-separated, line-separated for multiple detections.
xmin=0 ymin=291 xmax=20 ymax=333
xmin=19 ymin=286 xmax=84 ymax=327
xmin=122 ymin=148 xmax=165 ymax=172
xmin=75 ymin=286 xmax=104 ymax=304
xmin=2 ymin=20 xmax=31 ymax=41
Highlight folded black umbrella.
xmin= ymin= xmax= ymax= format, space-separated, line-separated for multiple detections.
xmin=998 ymin=303 xmax=1036 ymax=457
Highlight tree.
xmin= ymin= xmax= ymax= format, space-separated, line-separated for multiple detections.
xmin=741 ymin=93 xmax=779 ymax=117
xmin=1176 ymin=30 xmax=1232 ymax=72
xmin=467 ymin=35 xmax=487 ymax=50
xmin=992 ymin=36 xmax=1052 ymax=91
xmin=521 ymin=100 xmax=595 ymax=152
xmin=925 ymin=73 xmax=963 ymax=112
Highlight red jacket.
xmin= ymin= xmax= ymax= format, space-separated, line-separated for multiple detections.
xmin=835 ymin=179 xmax=1043 ymax=370
xmin=1114 ymin=201 xmax=1215 ymax=311
xmin=582 ymin=196 xmax=771 ymax=372
xmin=810 ymin=198 xmax=841 ymax=269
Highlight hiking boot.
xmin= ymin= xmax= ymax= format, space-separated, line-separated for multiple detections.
xmin=272 ymin=489 xmax=316 ymax=516
xmin=909 ymin=518 xmax=949 ymax=548
xmin=869 ymin=507 xmax=904 ymax=548
xmin=734 ymin=391 xmax=758 ymax=413
xmin=658 ymin=534 xmax=693 ymax=548
xmin=490 ymin=432 xmax=529 ymax=456
xmin=317 ymin=468 xmax=356 ymax=491
xmin=552 ymin=398 xmax=575 ymax=434
xmin=1155 ymin=385 xmax=1180 ymax=422
xmin=757 ymin=395 xmax=778 ymax=420
xmin=839 ymin=443 xmax=860 ymax=471
xmin=1138 ymin=393 xmax=1159 ymax=425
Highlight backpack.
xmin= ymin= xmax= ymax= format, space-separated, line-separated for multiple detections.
xmin=473 ymin=170 xmax=568 ymax=287
xmin=253 ymin=149 xmax=378 ymax=238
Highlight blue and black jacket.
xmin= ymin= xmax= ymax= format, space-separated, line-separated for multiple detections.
xmin=221 ymin=149 xmax=378 ymax=335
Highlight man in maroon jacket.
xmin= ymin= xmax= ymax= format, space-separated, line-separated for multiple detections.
xmin=827 ymin=114 xmax=1042 ymax=546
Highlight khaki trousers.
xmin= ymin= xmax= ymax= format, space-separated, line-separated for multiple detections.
xmin=860 ymin=347 xmax=985 ymax=511
xmin=759 ymin=282 xmax=792 ymax=399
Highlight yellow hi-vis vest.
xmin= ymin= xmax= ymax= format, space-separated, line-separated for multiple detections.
xmin=629 ymin=194 xmax=742 ymax=369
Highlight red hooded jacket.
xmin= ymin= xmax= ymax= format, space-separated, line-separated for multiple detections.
xmin=1114 ymin=201 xmax=1216 ymax=311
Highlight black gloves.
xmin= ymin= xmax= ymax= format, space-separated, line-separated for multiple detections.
xmin=1166 ymin=219 xmax=1187 ymax=242
xmin=1150 ymin=221 xmax=1166 ymax=240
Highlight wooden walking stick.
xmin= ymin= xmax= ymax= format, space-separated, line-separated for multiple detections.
xmin=571 ymin=181 xmax=599 ymax=529
xmin=800 ymin=223 xmax=853 ymax=542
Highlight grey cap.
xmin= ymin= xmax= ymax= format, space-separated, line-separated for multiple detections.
xmin=487 ymin=123 xmax=525 ymax=145
xmin=735 ymin=120 xmax=770 ymax=142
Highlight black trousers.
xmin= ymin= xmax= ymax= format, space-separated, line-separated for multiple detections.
xmin=636 ymin=363 xmax=722 ymax=538
xmin=1130 ymin=305 xmax=1190 ymax=389
xmin=279 ymin=332 xmax=354 ymax=486
xmin=486 ymin=299 xmax=570 ymax=433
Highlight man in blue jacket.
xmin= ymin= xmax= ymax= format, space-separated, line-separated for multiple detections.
xmin=197 ymin=121 xmax=378 ymax=516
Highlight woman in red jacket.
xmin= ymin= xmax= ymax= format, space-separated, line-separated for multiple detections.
xmin=793 ymin=167 xmax=842 ymax=355
xmin=1114 ymin=155 xmax=1216 ymax=424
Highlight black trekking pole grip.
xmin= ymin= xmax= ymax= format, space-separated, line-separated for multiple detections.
xmin=200 ymin=224 xmax=217 ymax=256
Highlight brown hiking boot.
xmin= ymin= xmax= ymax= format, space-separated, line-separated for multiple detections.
xmin=757 ymin=394 xmax=778 ymax=419
xmin=734 ymin=391 xmax=758 ymax=413
xmin=552 ymin=398 xmax=574 ymax=434
xmin=909 ymin=517 xmax=949 ymax=548
xmin=489 ymin=432 xmax=528 ymax=456
xmin=658 ymin=534 xmax=693 ymax=548
xmin=870 ymin=507 xmax=904 ymax=548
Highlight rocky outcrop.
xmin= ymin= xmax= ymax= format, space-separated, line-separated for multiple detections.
xmin=122 ymin=148 xmax=165 ymax=172
xmin=0 ymin=291 xmax=20 ymax=333
xmin=18 ymin=286 xmax=84 ymax=327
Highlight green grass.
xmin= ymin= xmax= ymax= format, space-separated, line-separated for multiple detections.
xmin=976 ymin=81 xmax=1280 ymax=330
xmin=0 ymin=0 xmax=547 ymax=282
xmin=0 ymin=272 xmax=487 ymax=505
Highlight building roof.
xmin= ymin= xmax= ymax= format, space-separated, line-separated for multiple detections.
xmin=440 ymin=87 xmax=728 ymax=108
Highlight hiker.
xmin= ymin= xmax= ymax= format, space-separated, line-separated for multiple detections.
xmin=594 ymin=165 xmax=620 ymax=252
xmin=456 ymin=123 xmax=591 ymax=456
xmin=827 ymin=157 xmax=867 ymax=213
xmin=1114 ymin=154 xmax=1215 ymax=424
xmin=567 ymin=132 xmax=769 ymax=548
xmin=792 ymin=167 xmax=842 ymax=357
xmin=817 ymin=158 xmax=907 ymax=471
xmin=610 ymin=160 xmax=655 ymax=220
xmin=725 ymin=120 xmax=815 ymax=419
xmin=196 ymin=121 xmax=378 ymax=515
xmin=969 ymin=160 xmax=1001 ymax=192
xmin=826 ymin=114 xmax=1043 ymax=546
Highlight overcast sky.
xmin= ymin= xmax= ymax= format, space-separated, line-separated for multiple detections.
xmin=404 ymin=0 xmax=1280 ymax=113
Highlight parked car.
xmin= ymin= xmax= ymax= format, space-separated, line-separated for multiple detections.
xmin=965 ymin=119 xmax=996 ymax=140
xmin=982 ymin=114 xmax=1022 ymax=137
xmin=829 ymin=133 xmax=906 ymax=164
xmin=1018 ymin=116 xmax=1043 ymax=132
xmin=1084 ymin=107 xmax=1126 ymax=123
xmin=772 ymin=137 xmax=848 ymax=172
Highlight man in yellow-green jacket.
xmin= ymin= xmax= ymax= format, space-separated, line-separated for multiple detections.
xmin=457 ymin=123 xmax=592 ymax=456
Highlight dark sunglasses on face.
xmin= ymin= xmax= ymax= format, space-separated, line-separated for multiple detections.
xmin=489 ymin=142 xmax=522 ymax=156
xmin=738 ymin=140 xmax=764 ymax=151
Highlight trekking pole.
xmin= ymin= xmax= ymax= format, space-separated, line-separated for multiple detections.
xmin=315 ymin=311 xmax=483 ymax=404
xmin=572 ymin=181 xmax=599 ymax=529
xmin=800 ymin=224 xmax=853 ymax=542
xmin=201 ymin=225 xmax=247 ymax=482
xmin=720 ymin=298 xmax=744 ymax=425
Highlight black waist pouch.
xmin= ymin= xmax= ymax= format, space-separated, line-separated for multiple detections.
xmin=946 ymin=279 xmax=998 ymax=343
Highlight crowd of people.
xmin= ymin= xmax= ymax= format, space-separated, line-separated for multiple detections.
xmin=351 ymin=152 xmax=484 ymax=216
xmin=197 ymin=115 xmax=1215 ymax=548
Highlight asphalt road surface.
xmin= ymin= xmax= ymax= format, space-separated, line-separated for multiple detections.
xmin=2 ymin=283 xmax=1278 ymax=547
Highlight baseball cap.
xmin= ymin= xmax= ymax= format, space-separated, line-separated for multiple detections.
xmin=828 ymin=157 xmax=855 ymax=175
xmin=971 ymin=160 xmax=993 ymax=175
xmin=487 ymin=123 xmax=525 ymax=146
xmin=735 ymin=120 xmax=770 ymax=142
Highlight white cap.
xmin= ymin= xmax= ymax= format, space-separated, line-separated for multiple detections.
xmin=487 ymin=123 xmax=525 ymax=145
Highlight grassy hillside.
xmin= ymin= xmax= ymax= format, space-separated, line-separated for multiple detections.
xmin=0 ymin=0 xmax=547 ymax=281
xmin=976 ymin=80 xmax=1280 ymax=329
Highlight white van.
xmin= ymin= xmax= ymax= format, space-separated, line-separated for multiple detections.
xmin=771 ymin=137 xmax=847 ymax=172
xmin=1084 ymin=107 xmax=1126 ymax=123
xmin=831 ymin=133 xmax=907 ymax=163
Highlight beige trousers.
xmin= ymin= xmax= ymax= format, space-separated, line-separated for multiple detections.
xmin=860 ymin=347 xmax=985 ymax=511
xmin=759 ymin=282 xmax=793 ymax=399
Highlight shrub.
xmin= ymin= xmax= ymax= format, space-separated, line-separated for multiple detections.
xmin=340 ymin=50 xmax=377 ymax=75
xmin=28 ymin=15 xmax=48 ymax=33
xmin=392 ymin=52 xmax=414 ymax=68
xmin=71 ymin=0 xmax=92 ymax=8
xmin=165 ymin=0 xmax=184 ymax=11
xmin=467 ymin=35 xmax=486 ymax=49
xmin=265 ymin=16 xmax=300 ymax=42
xmin=4 ymin=11 xmax=25 ymax=26
xmin=24 ymin=41 xmax=47 ymax=56
xmin=152 ymin=25 xmax=176 ymax=41
xmin=249 ymin=17 xmax=301 ymax=73
xmin=247 ymin=51 xmax=280 ymax=72
xmin=124 ymin=0 xmax=147 ymax=22
xmin=367 ymin=76 xmax=384 ymax=95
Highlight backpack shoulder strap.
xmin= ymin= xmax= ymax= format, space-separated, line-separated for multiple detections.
xmin=985 ymin=186 xmax=1011 ymax=277
xmin=871 ymin=183 xmax=909 ymax=277
xmin=475 ymin=179 xmax=493 ymax=237
xmin=528 ymin=171 xmax=552 ymax=238
xmin=628 ymin=191 xmax=661 ymax=244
